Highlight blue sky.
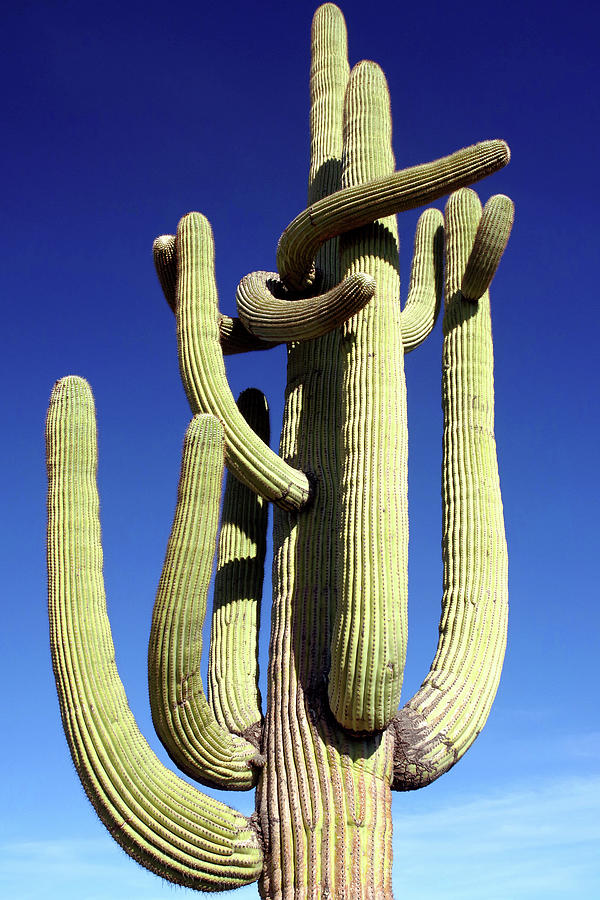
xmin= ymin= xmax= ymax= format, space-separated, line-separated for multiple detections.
xmin=1 ymin=0 xmax=599 ymax=897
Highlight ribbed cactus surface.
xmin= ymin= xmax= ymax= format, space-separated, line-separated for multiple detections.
xmin=46 ymin=4 xmax=512 ymax=897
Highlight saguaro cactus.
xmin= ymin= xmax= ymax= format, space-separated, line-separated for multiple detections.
xmin=46 ymin=4 xmax=512 ymax=897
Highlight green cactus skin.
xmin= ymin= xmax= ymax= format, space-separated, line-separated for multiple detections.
xmin=175 ymin=212 xmax=312 ymax=512
xmin=148 ymin=411 xmax=263 ymax=789
xmin=46 ymin=3 xmax=513 ymax=897
xmin=208 ymin=389 xmax=270 ymax=743
xmin=400 ymin=208 xmax=444 ymax=353
xmin=277 ymin=137 xmax=509 ymax=291
xmin=154 ymin=234 xmax=281 ymax=355
xmin=235 ymin=270 xmax=375 ymax=343
xmin=391 ymin=187 xmax=511 ymax=789
xmin=46 ymin=378 xmax=262 ymax=890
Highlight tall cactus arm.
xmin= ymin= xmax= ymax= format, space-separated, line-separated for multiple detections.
xmin=208 ymin=389 xmax=269 ymax=744
xmin=46 ymin=377 xmax=262 ymax=890
xmin=329 ymin=59 xmax=408 ymax=733
xmin=390 ymin=188 xmax=512 ymax=790
xmin=235 ymin=270 xmax=375 ymax=341
xmin=276 ymin=139 xmax=510 ymax=291
xmin=400 ymin=208 xmax=444 ymax=353
xmin=176 ymin=211 xmax=312 ymax=512
xmin=153 ymin=235 xmax=279 ymax=355
xmin=148 ymin=414 xmax=263 ymax=790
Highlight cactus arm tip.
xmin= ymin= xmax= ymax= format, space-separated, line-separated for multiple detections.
xmin=461 ymin=193 xmax=515 ymax=301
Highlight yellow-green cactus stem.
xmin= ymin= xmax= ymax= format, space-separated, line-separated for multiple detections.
xmin=258 ymin=9 xmax=396 ymax=898
xmin=329 ymin=59 xmax=408 ymax=733
xmin=461 ymin=194 xmax=514 ymax=300
xmin=153 ymin=234 xmax=279 ymax=355
xmin=276 ymin=138 xmax=510 ymax=291
xmin=391 ymin=188 xmax=510 ymax=789
xmin=148 ymin=414 xmax=263 ymax=789
xmin=46 ymin=377 xmax=262 ymax=889
xmin=48 ymin=4 xmax=514 ymax=897
xmin=175 ymin=211 xmax=312 ymax=511
xmin=400 ymin=207 xmax=444 ymax=353
xmin=208 ymin=389 xmax=269 ymax=744
xmin=235 ymin=269 xmax=375 ymax=342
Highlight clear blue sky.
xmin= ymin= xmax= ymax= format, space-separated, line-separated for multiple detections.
xmin=2 ymin=0 xmax=599 ymax=897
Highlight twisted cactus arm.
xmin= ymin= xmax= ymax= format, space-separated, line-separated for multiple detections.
xmin=235 ymin=269 xmax=375 ymax=341
xmin=153 ymin=234 xmax=279 ymax=355
xmin=276 ymin=139 xmax=510 ymax=291
xmin=175 ymin=211 xmax=312 ymax=511
xmin=208 ymin=389 xmax=269 ymax=744
xmin=148 ymin=414 xmax=263 ymax=790
xmin=400 ymin=208 xmax=444 ymax=353
xmin=46 ymin=377 xmax=262 ymax=889
xmin=391 ymin=188 xmax=512 ymax=789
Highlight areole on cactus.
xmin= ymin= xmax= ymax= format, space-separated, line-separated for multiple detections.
xmin=46 ymin=3 xmax=512 ymax=897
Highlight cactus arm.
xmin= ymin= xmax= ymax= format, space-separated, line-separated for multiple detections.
xmin=276 ymin=139 xmax=510 ymax=291
xmin=153 ymin=235 xmax=280 ymax=355
xmin=328 ymin=60 xmax=408 ymax=733
xmin=153 ymin=235 xmax=178 ymax=310
xmin=461 ymin=194 xmax=514 ymax=300
xmin=176 ymin=211 xmax=313 ymax=511
xmin=46 ymin=377 xmax=262 ymax=889
xmin=400 ymin=208 xmax=444 ymax=353
xmin=208 ymin=389 xmax=269 ymax=744
xmin=148 ymin=414 xmax=263 ymax=790
xmin=217 ymin=314 xmax=282 ymax=355
xmin=235 ymin=270 xmax=375 ymax=342
xmin=390 ymin=188 xmax=511 ymax=790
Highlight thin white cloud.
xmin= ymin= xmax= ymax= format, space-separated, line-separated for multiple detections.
xmin=393 ymin=774 xmax=600 ymax=899
xmin=0 ymin=836 xmax=259 ymax=900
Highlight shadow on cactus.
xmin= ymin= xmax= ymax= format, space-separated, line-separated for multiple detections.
xmin=46 ymin=3 xmax=513 ymax=897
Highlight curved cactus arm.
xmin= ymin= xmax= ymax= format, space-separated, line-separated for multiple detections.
xmin=400 ymin=208 xmax=444 ymax=353
xmin=276 ymin=138 xmax=510 ymax=291
xmin=390 ymin=188 xmax=510 ymax=790
xmin=208 ymin=389 xmax=269 ymax=745
xmin=153 ymin=234 xmax=178 ymax=310
xmin=218 ymin=314 xmax=282 ymax=355
xmin=461 ymin=194 xmax=514 ymax=300
xmin=329 ymin=59 xmax=408 ymax=733
xmin=176 ymin=211 xmax=313 ymax=511
xmin=235 ymin=269 xmax=375 ymax=342
xmin=153 ymin=234 xmax=279 ymax=355
xmin=46 ymin=377 xmax=262 ymax=890
xmin=148 ymin=413 xmax=263 ymax=790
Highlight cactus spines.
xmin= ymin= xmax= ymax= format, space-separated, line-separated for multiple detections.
xmin=46 ymin=378 xmax=262 ymax=890
xmin=208 ymin=388 xmax=270 ymax=742
xmin=47 ymin=4 xmax=512 ymax=897
xmin=276 ymin=138 xmax=510 ymax=291
xmin=148 ymin=413 xmax=264 ymax=789
xmin=235 ymin=270 xmax=376 ymax=343
xmin=176 ymin=212 xmax=312 ymax=511
xmin=391 ymin=187 xmax=510 ymax=790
